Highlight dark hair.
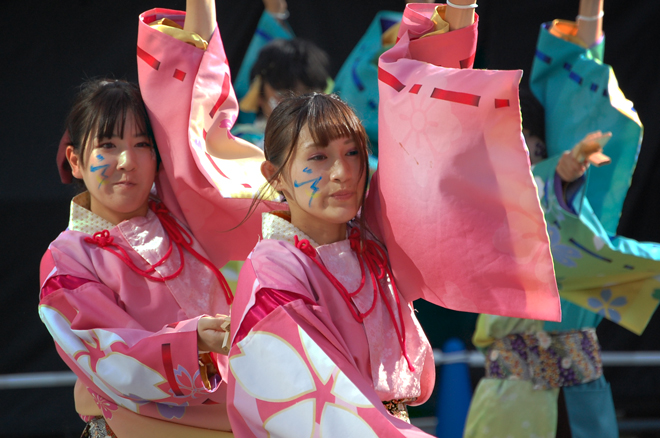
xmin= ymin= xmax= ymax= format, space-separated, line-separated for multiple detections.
xmin=250 ymin=38 xmax=329 ymax=94
xmin=519 ymin=87 xmax=545 ymax=141
xmin=65 ymin=79 xmax=158 ymax=170
xmin=246 ymin=93 xmax=372 ymax=234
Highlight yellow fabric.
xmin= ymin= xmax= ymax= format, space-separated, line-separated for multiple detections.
xmin=472 ymin=313 xmax=542 ymax=348
xmin=464 ymin=379 xmax=559 ymax=438
xmin=549 ymin=19 xmax=588 ymax=49
xmin=561 ymin=278 xmax=660 ymax=336
xmin=150 ymin=18 xmax=208 ymax=50
xmin=382 ymin=22 xmax=401 ymax=46
xmin=239 ymin=76 xmax=334 ymax=114
xmin=69 ymin=192 xmax=115 ymax=235
xmin=239 ymin=75 xmax=262 ymax=113
xmin=420 ymin=5 xmax=450 ymax=39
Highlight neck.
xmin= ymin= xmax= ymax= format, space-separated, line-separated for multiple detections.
xmin=89 ymin=197 xmax=150 ymax=225
xmin=290 ymin=214 xmax=347 ymax=246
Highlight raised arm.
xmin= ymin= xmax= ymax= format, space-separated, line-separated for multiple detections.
xmin=183 ymin=0 xmax=216 ymax=42
xmin=445 ymin=0 xmax=476 ymax=31
xmin=576 ymin=0 xmax=604 ymax=47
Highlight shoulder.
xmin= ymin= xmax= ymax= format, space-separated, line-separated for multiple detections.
xmin=247 ymin=239 xmax=316 ymax=298
xmin=42 ymin=231 xmax=102 ymax=285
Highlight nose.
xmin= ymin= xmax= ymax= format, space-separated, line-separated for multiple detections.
xmin=330 ymin=157 xmax=353 ymax=182
xmin=117 ymin=148 xmax=137 ymax=172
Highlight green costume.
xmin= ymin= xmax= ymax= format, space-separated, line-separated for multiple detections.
xmin=465 ymin=20 xmax=658 ymax=438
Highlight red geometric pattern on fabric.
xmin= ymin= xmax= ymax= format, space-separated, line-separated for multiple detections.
xmin=205 ymin=152 xmax=229 ymax=179
xmin=242 ymin=184 xmax=252 ymax=188
xmin=173 ymin=69 xmax=186 ymax=82
xmin=494 ymin=99 xmax=510 ymax=109
xmin=42 ymin=275 xmax=94 ymax=298
xmin=209 ymin=74 xmax=231 ymax=119
xmin=378 ymin=67 xmax=406 ymax=92
xmin=202 ymin=129 xmax=207 ymax=140
xmin=137 ymin=46 xmax=161 ymax=71
xmin=409 ymin=84 xmax=422 ymax=95
xmin=161 ymin=343 xmax=185 ymax=396
xmin=142 ymin=14 xmax=158 ymax=25
xmin=459 ymin=53 xmax=476 ymax=69
xmin=430 ymin=88 xmax=481 ymax=107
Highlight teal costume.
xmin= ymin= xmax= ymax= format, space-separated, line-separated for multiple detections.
xmin=334 ymin=11 xmax=402 ymax=156
xmin=465 ymin=21 xmax=659 ymax=438
xmin=232 ymin=12 xmax=293 ymax=145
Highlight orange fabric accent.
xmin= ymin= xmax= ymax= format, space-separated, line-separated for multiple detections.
xmin=549 ymin=19 xmax=588 ymax=49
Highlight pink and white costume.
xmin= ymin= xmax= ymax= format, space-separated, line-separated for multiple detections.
xmin=38 ymin=7 xmax=277 ymax=437
xmin=226 ymin=4 xmax=561 ymax=437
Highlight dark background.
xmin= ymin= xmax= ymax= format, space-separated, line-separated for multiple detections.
xmin=1 ymin=0 xmax=659 ymax=436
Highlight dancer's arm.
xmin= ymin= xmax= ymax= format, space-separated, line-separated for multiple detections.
xmin=576 ymin=0 xmax=604 ymax=47
xmin=445 ymin=0 xmax=476 ymax=31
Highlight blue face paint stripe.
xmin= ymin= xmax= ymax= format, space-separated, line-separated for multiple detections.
xmin=90 ymin=162 xmax=111 ymax=188
xmin=294 ymin=176 xmax=323 ymax=207
xmin=302 ymin=167 xmax=313 ymax=174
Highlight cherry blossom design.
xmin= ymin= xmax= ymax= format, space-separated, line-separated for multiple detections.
xmin=547 ymin=225 xmax=581 ymax=268
xmin=230 ymin=327 xmax=378 ymax=438
xmin=587 ymin=288 xmax=627 ymax=323
xmin=39 ymin=306 xmax=171 ymax=413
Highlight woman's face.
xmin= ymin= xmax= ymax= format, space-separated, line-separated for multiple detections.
xmin=67 ymin=113 xmax=157 ymax=224
xmin=275 ymin=126 xmax=366 ymax=240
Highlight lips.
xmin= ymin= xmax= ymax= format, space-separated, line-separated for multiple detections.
xmin=330 ymin=190 xmax=354 ymax=201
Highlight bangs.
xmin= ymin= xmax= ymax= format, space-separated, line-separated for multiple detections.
xmin=73 ymin=81 xmax=153 ymax=158
xmin=302 ymin=94 xmax=366 ymax=148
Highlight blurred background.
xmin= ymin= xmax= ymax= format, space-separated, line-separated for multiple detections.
xmin=1 ymin=0 xmax=659 ymax=436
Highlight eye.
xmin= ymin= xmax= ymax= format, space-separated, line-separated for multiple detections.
xmin=308 ymin=154 xmax=326 ymax=161
xmin=346 ymin=149 xmax=359 ymax=157
xmin=136 ymin=141 xmax=153 ymax=148
xmin=97 ymin=142 xmax=115 ymax=149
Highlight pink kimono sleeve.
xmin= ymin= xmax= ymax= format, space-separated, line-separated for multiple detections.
xmin=38 ymin=261 xmax=219 ymax=412
xmin=366 ymin=4 xmax=560 ymax=322
xmin=227 ymin=301 xmax=433 ymax=438
xmin=137 ymin=9 xmax=276 ymax=269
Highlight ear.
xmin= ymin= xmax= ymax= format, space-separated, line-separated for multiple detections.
xmin=261 ymin=160 xmax=285 ymax=191
xmin=66 ymin=146 xmax=84 ymax=179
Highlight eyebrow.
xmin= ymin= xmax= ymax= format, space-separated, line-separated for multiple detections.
xmin=301 ymin=138 xmax=355 ymax=149
xmin=99 ymin=131 xmax=149 ymax=140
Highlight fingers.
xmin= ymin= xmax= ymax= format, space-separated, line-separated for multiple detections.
xmin=557 ymin=151 xmax=588 ymax=183
xmin=197 ymin=315 xmax=231 ymax=354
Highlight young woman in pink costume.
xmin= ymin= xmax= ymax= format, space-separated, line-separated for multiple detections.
xmin=132 ymin=1 xmax=563 ymax=436
xmin=220 ymin=3 xmax=563 ymax=437
xmin=38 ymin=5 xmax=272 ymax=433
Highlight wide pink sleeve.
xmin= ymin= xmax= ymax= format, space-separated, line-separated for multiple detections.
xmin=227 ymin=301 xmax=433 ymax=438
xmin=38 ymin=261 xmax=220 ymax=411
xmin=137 ymin=9 xmax=277 ymax=269
xmin=366 ymin=3 xmax=560 ymax=322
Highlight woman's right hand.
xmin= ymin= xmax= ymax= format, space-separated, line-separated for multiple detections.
xmin=197 ymin=314 xmax=231 ymax=354
xmin=556 ymin=151 xmax=588 ymax=183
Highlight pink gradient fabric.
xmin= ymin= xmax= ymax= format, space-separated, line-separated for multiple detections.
xmin=137 ymin=9 xmax=279 ymax=271
xmin=367 ymin=4 xmax=561 ymax=322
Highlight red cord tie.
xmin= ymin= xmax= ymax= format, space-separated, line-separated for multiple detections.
xmin=84 ymin=230 xmax=114 ymax=248
xmin=295 ymin=230 xmax=414 ymax=372
xmin=84 ymin=201 xmax=234 ymax=305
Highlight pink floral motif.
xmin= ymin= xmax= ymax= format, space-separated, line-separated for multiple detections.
xmin=90 ymin=390 xmax=118 ymax=420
